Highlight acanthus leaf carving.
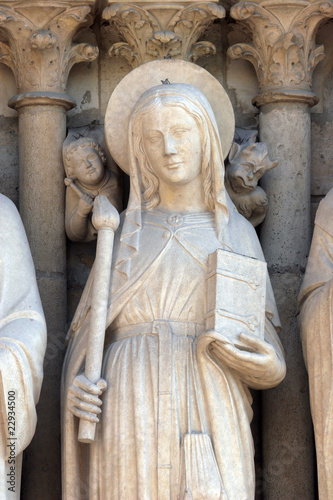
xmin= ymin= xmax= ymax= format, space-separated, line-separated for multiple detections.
xmin=269 ymin=33 xmax=306 ymax=86
xmin=109 ymin=41 xmax=139 ymax=67
xmin=61 ymin=42 xmax=99 ymax=88
xmin=0 ymin=3 xmax=98 ymax=94
xmin=24 ymin=34 xmax=59 ymax=89
xmin=189 ymin=41 xmax=216 ymax=62
xmin=147 ymin=32 xmax=181 ymax=60
xmin=30 ymin=29 xmax=57 ymax=50
xmin=53 ymin=5 xmax=91 ymax=30
xmin=103 ymin=2 xmax=225 ymax=68
xmin=228 ymin=42 xmax=266 ymax=85
xmin=0 ymin=40 xmax=15 ymax=74
xmin=104 ymin=4 xmax=154 ymax=66
xmin=308 ymin=43 xmax=326 ymax=73
xmin=228 ymin=0 xmax=333 ymax=102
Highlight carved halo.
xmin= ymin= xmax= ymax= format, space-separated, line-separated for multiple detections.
xmin=105 ymin=59 xmax=235 ymax=174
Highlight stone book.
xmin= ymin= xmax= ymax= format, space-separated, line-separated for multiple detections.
xmin=206 ymin=249 xmax=267 ymax=346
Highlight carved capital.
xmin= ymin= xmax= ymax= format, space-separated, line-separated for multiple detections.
xmin=0 ymin=1 xmax=98 ymax=94
xmin=228 ymin=0 xmax=333 ymax=105
xmin=102 ymin=1 xmax=225 ymax=68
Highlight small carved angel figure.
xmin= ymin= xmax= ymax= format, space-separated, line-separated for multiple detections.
xmin=63 ymin=137 xmax=116 ymax=242
xmin=225 ymin=138 xmax=278 ymax=227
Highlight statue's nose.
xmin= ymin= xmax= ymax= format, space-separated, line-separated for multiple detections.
xmin=163 ymin=135 xmax=177 ymax=156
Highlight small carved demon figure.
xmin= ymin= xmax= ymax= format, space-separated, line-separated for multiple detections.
xmin=225 ymin=135 xmax=278 ymax=227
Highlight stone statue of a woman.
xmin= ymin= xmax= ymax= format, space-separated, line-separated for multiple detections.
xmin=61 ymin=61 xmax=286 ymax=500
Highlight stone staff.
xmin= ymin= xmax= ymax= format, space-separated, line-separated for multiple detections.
xmin=78 ymin=194 xmax=119 ymax=443
xmin=64 ymin=177 xmax=85 ymax=198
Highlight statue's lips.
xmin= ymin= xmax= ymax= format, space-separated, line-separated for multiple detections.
xmin=165 ymin=161 xmax=184 ymax=169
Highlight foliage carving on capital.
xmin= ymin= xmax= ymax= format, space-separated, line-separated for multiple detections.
xmin=0 ymin=4 xmax=98 ymax=93
xmin=228 ymin=0 xmax=333 ymax=96
xmin=103 ymin=2 xmax=225 ymax=68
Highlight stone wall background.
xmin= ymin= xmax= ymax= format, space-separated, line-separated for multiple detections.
xmin=0 ymin=11 xmax=332 ymax=499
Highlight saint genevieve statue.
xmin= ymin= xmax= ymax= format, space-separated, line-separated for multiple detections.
xmin=62 ymin=61 xmax=286 ymax=500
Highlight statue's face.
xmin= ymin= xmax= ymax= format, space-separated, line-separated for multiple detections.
xmin=227 ymin=143 xmax=273 ymax=194
xmin=141 ymin=105 xmax=202 ymax=187
xmin=228 ymin=161 xmax=260 ymax=194
xmin=71 ymin=146 xmax=104 ymax=186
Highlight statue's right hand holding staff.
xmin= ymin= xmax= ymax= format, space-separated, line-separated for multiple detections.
xmin=68 ymin=373 xmax=107 ymax=423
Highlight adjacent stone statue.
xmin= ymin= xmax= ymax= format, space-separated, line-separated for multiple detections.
xmin=225 ymin=135 xmax=278 ymax=227
xmin=0 ymin=194 xmax=46 ymax=499
xmin=63 ymin=137 xmax=117 ymax=242
xmin=62 ymin=61 xmax=286 ymax=500
xmin=298 ymin=188 xmax=333 ymax=500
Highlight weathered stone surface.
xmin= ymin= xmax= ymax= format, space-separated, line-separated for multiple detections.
xmin=225 ymin=134 xmax=278 ymax=227
xmin=311 ymin=21 xmax=333 ymax=196
xmin=0 ymin=1 xmax=332 ymax=498
xmin=105 ymin=59 xmax=235 ymax=173
xmin=299 ymin=189 xmax=333 ymax=499
xmin=0 ymin=116 xmax=18 ymax=205
xmin=63 ymin=137 xmax=119 ymax=242
xmin=0 ymin=194 xmax=46 ymax=500
xmin=0 ymin=1 xmax=98 ymax=94
xmin=62 ymin=63 xmax=285 ymax=499
xmin=103 ymin=0 xmax=225 ymax=67
xmin=264 ymin=271 xmax=314 ymax=500
xmin=259 ymin=103 xmax=311 ymax=271
xmin=229 ymin=0 xmax=333 ymax=107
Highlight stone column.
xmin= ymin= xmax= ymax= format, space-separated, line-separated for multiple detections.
xmin=228 ymin=1 xmax=333 ymax=498
xmin=102 ymin=0 xmax=225 ymax=68
xmin=0 ymin=2 xmax=98 ymax=498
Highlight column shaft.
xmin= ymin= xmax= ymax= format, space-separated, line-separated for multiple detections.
xmin=259 ymin=102 xmax=311 ymax=269
xmin=18 ymin=104 xmax=67 ymax=272
xmin=14 ymin=98 xmax=70 ymax=499
xmin=0 ymin=3 xmax=97 ymax=496
xmin=228 ymin=0 xmax=333 ymax=495
xmin=259 ymin=102 xmax=314 ymax=499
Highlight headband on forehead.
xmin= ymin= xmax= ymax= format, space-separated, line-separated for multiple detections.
xmin=105 ymin=60 xmax=235 ymax=174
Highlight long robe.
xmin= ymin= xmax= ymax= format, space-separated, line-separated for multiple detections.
xmin=0 ymin=194 xmax=46 ymax=499
xmin=62 ymin=204 xmax=284 ymax=500
xmin=298 ymin=188 xmax=333 ymax=500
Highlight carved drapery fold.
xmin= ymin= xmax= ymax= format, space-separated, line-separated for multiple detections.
xmin=0 ymin=1 xmax=98 ymax=94
xmin=102 ymin=1 xmax=225 ymax=68
xmin=228 ymin=0 xmax=333 ymax=105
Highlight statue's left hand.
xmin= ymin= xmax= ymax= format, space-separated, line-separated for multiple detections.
xmin=212 ymin=333 xmax=285 ymax=385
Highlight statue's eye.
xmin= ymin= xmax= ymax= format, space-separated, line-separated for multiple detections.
xmin=255 ymin=169 xmax=264 ymax=177
xmin=173 ymin=128 xmax=189 ymax=138
xmin=147 ymin=135 xmax=161 ymax=144
xmin=87 ymin=154 xmax=97 ymax=162
xmin=242 ymin=162 xmax=254 ymax=172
